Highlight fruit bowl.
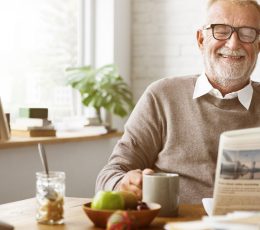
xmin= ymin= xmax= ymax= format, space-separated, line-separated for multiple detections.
xmin=83 ymin=202 xmax=161 ymax=228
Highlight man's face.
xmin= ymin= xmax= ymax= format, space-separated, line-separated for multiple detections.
xmin=197 ymin=1 xmax=260 ymax=91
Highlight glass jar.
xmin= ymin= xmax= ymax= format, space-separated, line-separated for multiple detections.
xmin=36 ymin=171 xmax=65 ymax=225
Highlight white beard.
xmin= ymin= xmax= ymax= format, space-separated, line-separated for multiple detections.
xmin=204 ymin=46 xmax=257 ymax=88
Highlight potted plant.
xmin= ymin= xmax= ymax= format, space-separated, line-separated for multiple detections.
xmin=66 ymin=64 xmax=135 ymax=125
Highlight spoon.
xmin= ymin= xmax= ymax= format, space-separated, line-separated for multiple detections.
xmin=38 ymin=143 xmax=57 ymax=200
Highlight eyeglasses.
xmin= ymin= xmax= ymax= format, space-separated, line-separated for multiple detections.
xmin=203 ymin=24 xmax=260 ymax=43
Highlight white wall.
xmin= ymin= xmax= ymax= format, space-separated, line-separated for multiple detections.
xmin=131 ymin=0 xmax=260 ymax=100
xmin=0 ymin=138 xmax=119 ymax=204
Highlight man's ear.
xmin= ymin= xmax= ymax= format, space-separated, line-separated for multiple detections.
xmin=197 ymin=29 xmax=204 ymax=51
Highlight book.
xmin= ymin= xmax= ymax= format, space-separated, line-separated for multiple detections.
xmin=212 ymin=127 xmax=260 ymax=215
xmin=11 ymin=129 xmax=56 ymax=137
xmin=19 ymin=108 xmax=48 ymax=119
xmin=56 ymin=126 xmax=108 ymax=137
xmin=0 ymin=98 xmax=10 ymax=141
xmin=11 ymin=118 xmax=51 ymax=129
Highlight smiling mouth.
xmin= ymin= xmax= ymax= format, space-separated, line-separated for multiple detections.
xmin=218 ymin=53 xmax=245 ymax=60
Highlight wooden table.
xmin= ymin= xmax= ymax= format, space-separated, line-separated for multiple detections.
xmin=0 ymin=197 xmax=206 ymax=229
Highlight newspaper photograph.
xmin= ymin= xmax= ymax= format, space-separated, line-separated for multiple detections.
xmin=212 ymin=127 xmax=260 ymax=215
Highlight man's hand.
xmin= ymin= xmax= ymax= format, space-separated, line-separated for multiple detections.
xmin=116 ymin=168 xmax=154 ymax=200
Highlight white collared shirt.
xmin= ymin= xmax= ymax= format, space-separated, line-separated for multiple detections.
xmin=193 ymin=73 xmax=253 ymax=110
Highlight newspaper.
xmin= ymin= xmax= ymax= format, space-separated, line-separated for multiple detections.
xmin=164 ymin=127 xmax=260 ymax=230
xmin=212 ymin=127 xmax=260 ymax=215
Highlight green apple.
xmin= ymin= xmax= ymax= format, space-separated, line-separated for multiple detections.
xmin=91 ymin=191 xmax=125 ymax=210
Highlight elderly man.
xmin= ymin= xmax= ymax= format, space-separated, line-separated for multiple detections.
xmin=96 ymin=0 xmax=260 ymax=204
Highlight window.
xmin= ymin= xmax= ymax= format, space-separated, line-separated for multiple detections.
xmin=0 ymin=0 xmax=123 ymax=125
xmin=0 ymin=0 xmax=81 ymax=120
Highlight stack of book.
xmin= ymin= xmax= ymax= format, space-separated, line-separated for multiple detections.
xmin=11 ymin=108 xmax=56 ymax=137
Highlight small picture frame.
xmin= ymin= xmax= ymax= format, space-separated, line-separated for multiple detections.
xmin=0 ymin=98 xmax=10 ymax=141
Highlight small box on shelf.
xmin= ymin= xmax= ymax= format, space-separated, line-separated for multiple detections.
xmin=19 ymin=108 xmax=48 ymax=119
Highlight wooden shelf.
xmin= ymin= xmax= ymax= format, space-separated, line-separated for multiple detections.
xmin=0 ymin=131 xmax=123 ymax=149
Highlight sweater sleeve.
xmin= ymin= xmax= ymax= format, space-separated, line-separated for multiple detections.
xmin=95 ymin=84 xmax=163 ymax=192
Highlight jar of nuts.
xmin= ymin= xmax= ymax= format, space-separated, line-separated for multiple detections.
xmin=36 ymin=171 xmax=65 ymax=225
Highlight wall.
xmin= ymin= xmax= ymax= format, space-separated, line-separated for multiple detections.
xmin=0 ymin=138 xmax=119 ymax=204
xmin=131 ymin=0 xmax=260 ymax=100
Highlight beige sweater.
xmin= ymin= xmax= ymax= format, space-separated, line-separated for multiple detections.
xmin=96 ymin=75 xmax=260 ymax=204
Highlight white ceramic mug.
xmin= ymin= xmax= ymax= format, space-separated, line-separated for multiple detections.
xmin=142 ymin=173 xmax=179 ymax=217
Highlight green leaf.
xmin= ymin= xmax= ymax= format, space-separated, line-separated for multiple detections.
xmin=65 ymin=63 xmax=135 ymax=118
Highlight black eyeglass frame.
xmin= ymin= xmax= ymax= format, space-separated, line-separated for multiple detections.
xmin=203 ymin=23 xmax=260 ymax=43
